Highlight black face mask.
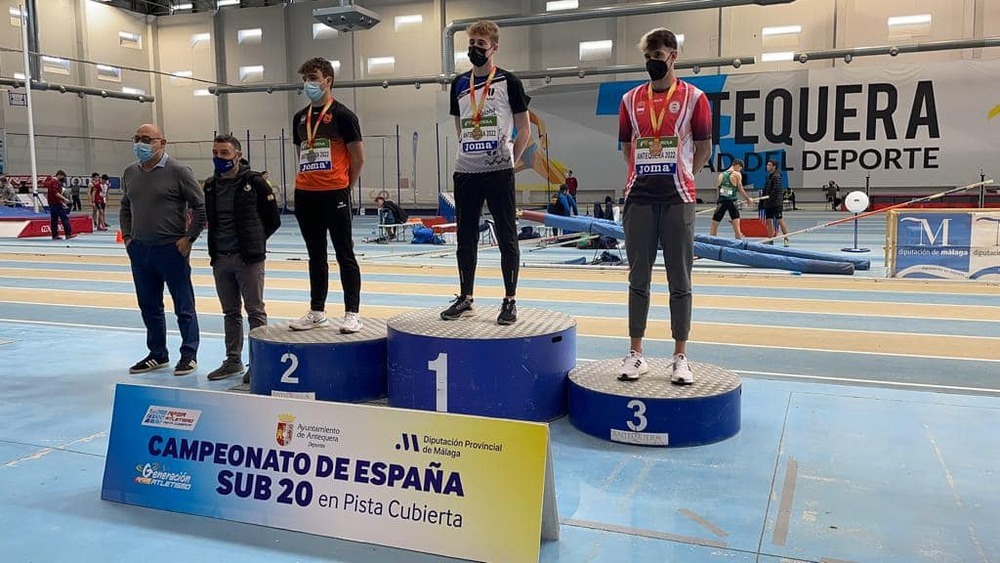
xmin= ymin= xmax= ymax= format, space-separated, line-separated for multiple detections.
xmin=468 ymin=46 xmax=489 ymax=67
xmin=645 ymin=59 xmax=669 ymax=81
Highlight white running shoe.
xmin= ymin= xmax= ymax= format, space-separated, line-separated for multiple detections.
xmin=671 ymin=354 xmax=694 ymax=385
xmin=289 ymin=310 xmax=329 ymax=331
xmin=618 ymin=350 xmax=649 ymax=382
xmin=340 ymin=312 xmax=363 ymax=334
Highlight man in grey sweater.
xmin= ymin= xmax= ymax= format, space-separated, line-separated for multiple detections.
xmin=121 ymin=123 xmax=206 ymax=376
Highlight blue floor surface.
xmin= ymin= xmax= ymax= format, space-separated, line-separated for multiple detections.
xmin=1 ymin=209 xmax=998 ymax=562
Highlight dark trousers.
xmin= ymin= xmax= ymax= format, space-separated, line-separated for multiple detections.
xmin=454 ymin=169 xmax=519 ymax=297
xmin=49 ymin=203 xmax=72 ymax=239
xmin=624 ymin=202 xmax=695 ymax=342
xmin=294 ymin=188 xmax=361 ymax=313
xmin=127 ymin=240 xmax=200 ymax=361
xmin=71 ymin=194 xmax=82 ymax=211
xmin=213 ymin=254 xmax=267 ymax=361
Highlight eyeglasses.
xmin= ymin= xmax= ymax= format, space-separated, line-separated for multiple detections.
xmin=133 ymin=135 xmax=163 ymax=144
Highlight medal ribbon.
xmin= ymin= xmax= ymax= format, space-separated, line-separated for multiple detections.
xmin=305 ymin=97 xmax=335 ymax=151
xmin=468 ymin=67 xmax=497 ymax=130
xmin=646 ymin=79 xmax=677 ymax=144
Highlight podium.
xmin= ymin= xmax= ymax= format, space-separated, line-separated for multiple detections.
xmin=386 ymin=307 xmax=576 ymax=422
xmin=568 ymin=358 xmax=741 ymax=447
xmin=248 ymin=320 xmax=387 ymax=402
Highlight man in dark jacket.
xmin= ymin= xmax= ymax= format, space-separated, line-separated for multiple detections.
xmin=762 ymin=159 xmax=790 ymax=246
xmin=204 ymin=134 xmax=281 ymax=381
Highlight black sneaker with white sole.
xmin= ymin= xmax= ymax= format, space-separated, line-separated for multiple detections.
xmin=129 ymin=355 xmax=169 ymax=374
xmin=497 ymin=299 xmax=517 ymax=325
xmin=174 ymin=358 xmax=198 ymax=376
xmin=440 ymin=296 xmax=474 ymax=320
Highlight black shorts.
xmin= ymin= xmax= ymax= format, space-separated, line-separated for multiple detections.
xmin=712 ymin=200 xmax=740 ymax=222
xmin=94 ymin=202 xmax=106 ymax=210
xmin=764 ymin=206 xmax=783 ymax=220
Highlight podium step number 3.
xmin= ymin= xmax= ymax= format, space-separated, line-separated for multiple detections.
xmin=568 ymin=358 xmax=742 ymax=447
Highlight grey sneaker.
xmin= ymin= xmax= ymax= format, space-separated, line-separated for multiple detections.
xmin=207 ymin=359 xmax=245 ymax=381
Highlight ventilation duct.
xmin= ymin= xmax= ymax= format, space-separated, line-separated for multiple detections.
xmin=312 ymin=0 xmax=380 ymax=33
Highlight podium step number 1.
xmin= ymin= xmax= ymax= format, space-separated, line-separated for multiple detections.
xmin=429 ymin=352 xmax=448 ymax=412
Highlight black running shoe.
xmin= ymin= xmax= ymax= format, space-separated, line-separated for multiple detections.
xmin=242 ymin=365 xmax=251 ymax=385
xmin=129 ymin=355 xmax=169 ymax=374
xmin=174 ymin=358 xmax=198 ymax=376
xmin=207 ymin=359 xmax=244 ymax=381
xmin=440 ymin=295 xmax=474 ymax=320
xmin=497 ymin=299 xmax=517 ymax=325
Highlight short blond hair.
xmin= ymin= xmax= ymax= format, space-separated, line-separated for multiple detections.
xmin=467 ymin=20 xmax=500 ymax=45
xmin=638 ymin=28 xmax=678 ymax=53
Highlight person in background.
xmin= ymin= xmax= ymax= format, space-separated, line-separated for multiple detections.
xmin=557 ymin=184 xmax=578 ymax=216
xmin=18 ymin=180 xmax=29 ymax=194
xmin=0 ymin=177 xmax=15 ymax=206
xmin=709 ymin=159 xmax=753 ymax=239
xmin=70 ymin=177 xmax=83 ymax=211
xmin=203 ymin=134 xmax=281 ymax=382
xmin=44 ymin=170 xmax=74 ymax=240
xmin=763 ymin=159 xmax=790 ymax=246
xmin=89 ymin=173 xmax=108 ymax=231
xmin=288 ymin=57 xmax=365 ymax=334
xmin=375 ymin=195 xmax=408 ymax=240
xmin=824 ymin=180 xmax=841 ymax=210
xmin=785 ymin=185 xmax=799 ymax=210
xmin=121 ymin=123 xmax=206 ymax=377
xmin=565 ymin=170 xmax=579 ymax=198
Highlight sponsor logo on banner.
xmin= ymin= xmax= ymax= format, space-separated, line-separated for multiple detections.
xmin=133 ymin=462 xmax=193 ymax=490
xmin=275 ymin=413 xmax=295 ymax=446
xmin=891 ymin=211 xmax=1000 ymax=279
xmin=141 ymin=406 xmax=201 ymax=431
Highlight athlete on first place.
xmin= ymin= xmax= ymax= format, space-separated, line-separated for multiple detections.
xmin=709 ymin=159 xmax=754 ymax=239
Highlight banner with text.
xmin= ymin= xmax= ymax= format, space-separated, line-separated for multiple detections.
xmin=101 ymin=384 xmax=553 ymax=562
xmin=888 ymin=209 xmax=1000 ymax=279
xmin=539 ymin=58 xmax=1000 ymax=195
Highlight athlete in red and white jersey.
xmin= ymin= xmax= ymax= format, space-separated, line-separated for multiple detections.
xmin=617 ymin=28 xmax=713 ymax=385
xmin=618 ymin=62 xmax=711 ymax=203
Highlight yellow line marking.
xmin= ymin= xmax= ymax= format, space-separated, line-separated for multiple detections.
xmin=2 ymin=268 xmax=997 ymax=322
xmin=1 ymin=287 xmax=997 ymax=361
xmin=0 ymin=255 xmax=997 ymax=294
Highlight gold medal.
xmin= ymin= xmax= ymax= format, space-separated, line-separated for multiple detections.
xmin=471 ymin=126 xmax=484 ymax=140
xmin=650 ymin=138 xmax=663 ymax=157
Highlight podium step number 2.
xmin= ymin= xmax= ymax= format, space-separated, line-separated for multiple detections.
xmin=249 ymin=322 xmax=388 ymax=403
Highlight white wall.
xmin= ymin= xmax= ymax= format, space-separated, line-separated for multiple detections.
xmin=1 ymin=0 xmax=997 ymax=201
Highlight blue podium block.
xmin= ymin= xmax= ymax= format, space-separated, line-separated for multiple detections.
xmin=248 ymin=320 xmax=387 ymax=402
xmin=568 ymin=358 xmax=741 ymax=447
xmin=387 ymin=307 xmax=576 ymax=422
